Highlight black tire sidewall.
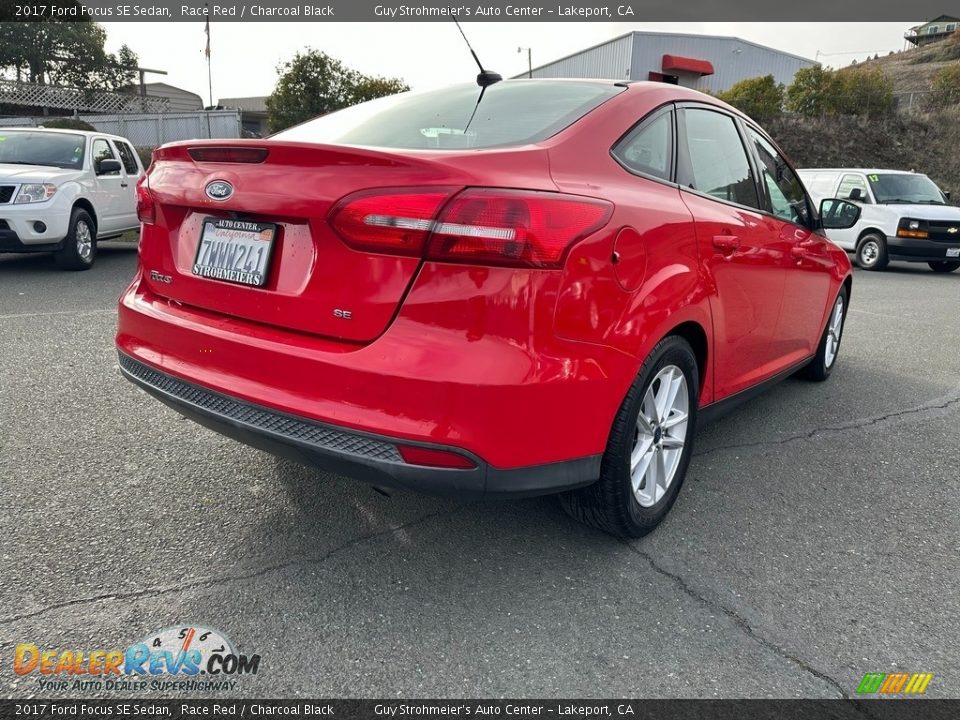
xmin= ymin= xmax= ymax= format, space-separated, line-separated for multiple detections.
xmin=55 ymin=209 xmax=96 ymax=270
xmin=856 ymin=234 xmax=887 ymax=270
xmin=928 ymin=261 xmax=960 ymax=273
xmin=807 ymin=285 xmax=849 ymax=381
xmin=605 ymin=337 xmax=699 ymax=533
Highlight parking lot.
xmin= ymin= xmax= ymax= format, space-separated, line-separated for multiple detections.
xmin=1 ymin=242 xmax=958 ymax=699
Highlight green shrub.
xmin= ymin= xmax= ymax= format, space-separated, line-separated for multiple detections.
xmin=929 ymin=62 xmax=960 ymax=109
xmin=832 ymin=67 xmax=894 ymax=117
xmin=39 ymin=118 xmax=96 ymax=131
xmin=716 ymin=74 xmax=784 ymax=122
xmin=786 ymin=66 xmax=839 ymax=117
xmin=136 ymin=146 xmax=154 ymax=169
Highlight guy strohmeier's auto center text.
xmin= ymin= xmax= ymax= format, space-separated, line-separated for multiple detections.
xmin=11 ymin=2 xmax=639 ymax=19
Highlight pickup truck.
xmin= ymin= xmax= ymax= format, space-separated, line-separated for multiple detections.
xmin=0 ymin=127 xmax=143 ymax=270
xmin=797 ymin=168 xmax=960 ymax=273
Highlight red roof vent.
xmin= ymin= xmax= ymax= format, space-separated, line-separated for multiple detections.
xmin=661 ymin=54 xmax=714 ymax=76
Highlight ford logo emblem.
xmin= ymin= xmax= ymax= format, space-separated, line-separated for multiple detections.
xmin=205 ymin=180 xmax=233 ymax=201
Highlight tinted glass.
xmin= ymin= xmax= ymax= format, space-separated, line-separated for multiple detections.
xmin=614 ymin=111 xmax=673 ymax=181
xmin=867 ymin=173 xmax=946 ymax=205
xmin=116 ymin=141 xmax=140 ymax=175
xmin=0 ymin=130 xmax=85 ymax=170
xmin=682 ymin=109 xmax=759 ymax=209
xmin=92 ymin=139 xmax=118 ymax=174
xmin=837 ymin=174 xmax=869 ymax=202
xmin=746 ymin=127 xmax=809 ymax=225
xmin=273 ymin=81 xmax=624 ymax=150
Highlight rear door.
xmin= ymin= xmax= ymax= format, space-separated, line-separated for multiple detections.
xmin=676 ymin=105 xmax=787 ymax=399
xmin=742 ymin=125 xmax=833 ymax=362
xmin=111 ymin=138 xmax=141 ymax=229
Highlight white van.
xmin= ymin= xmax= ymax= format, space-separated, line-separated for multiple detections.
xmin=797 ymin=168 xmax=960 ymax=273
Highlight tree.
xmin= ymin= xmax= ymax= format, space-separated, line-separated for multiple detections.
xmin=266 ymin=49 xmax=409 ymax=132
xmin=929 ymin=62 xmax=960 ymax=109
xmin=786 ymin=66 xmax=839 ymax=117
xmin=716 ymin=75 xmax=784 ymax=122
xmin=832 ymin=67 xmax=894 ymax=117
xmin=0 ymin=20 xmax=138 ymax=90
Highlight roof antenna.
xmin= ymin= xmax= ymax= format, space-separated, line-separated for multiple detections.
xmin=454 ymin=19 xmax=502 ymax=88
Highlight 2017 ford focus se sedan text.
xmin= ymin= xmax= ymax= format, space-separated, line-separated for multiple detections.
xmin=117 ymin=80 xmax=859 ymax=537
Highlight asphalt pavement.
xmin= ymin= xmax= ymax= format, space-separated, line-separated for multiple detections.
xmin=1 ymin=242 xmax=958 ymax=699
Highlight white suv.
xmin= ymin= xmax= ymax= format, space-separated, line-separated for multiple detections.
xmin=0 ymin=127 xmax=143 ymax=270
xmin=798 ymin=168 xmax=960 ymax=273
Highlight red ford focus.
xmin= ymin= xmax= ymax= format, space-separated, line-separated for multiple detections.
xmin=117 ymin=80 xmax=858 ymax=537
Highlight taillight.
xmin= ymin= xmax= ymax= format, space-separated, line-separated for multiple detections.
xmin=329 ymin=187 xmax=612 ymax=268
xmin=136 ymin=175 xmax=155 ymax=225
xmin=428 ymin=189 xmax=613 ymax=268
xmin=187 ymin=147 xmax=269 ymax=163
xmin=330 ymin=188 xmax=454 ymax=256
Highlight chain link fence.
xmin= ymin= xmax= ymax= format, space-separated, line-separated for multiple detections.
xmin=0 ymin=110 xmax=242 ymax=145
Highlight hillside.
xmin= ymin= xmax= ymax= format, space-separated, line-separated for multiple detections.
xmin=768 ymin=35 xmax=960 ymax=195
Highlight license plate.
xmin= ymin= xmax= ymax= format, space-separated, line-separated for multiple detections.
xmin=947 ymin=248 xmax=960 ymax=258
xmin=193 ymin=219 xmax=276 ymax=287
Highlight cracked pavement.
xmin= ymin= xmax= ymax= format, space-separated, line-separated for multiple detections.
xmin=1 ymin=243 xmax=958 ymax=698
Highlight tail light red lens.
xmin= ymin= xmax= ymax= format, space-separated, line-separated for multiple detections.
xmin=136 ymin=175 xmax=155 ymax=225
xmin=428 ymin=189 xmax=613 ymax=268
xmin=329 ymin=187 xmax=612 ymax=268
xmin=396 ymin=444 xmax=477 ymax=469
xmin=187 ymin=147 xmax=269 ymax=163
xmin=330 ymin=188 xmax=454 ymax=256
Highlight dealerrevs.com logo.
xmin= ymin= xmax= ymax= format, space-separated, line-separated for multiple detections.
xmin=14 ymin=626 xmax=261 ymax=693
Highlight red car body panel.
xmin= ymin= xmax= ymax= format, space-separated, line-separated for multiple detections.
xmin=116 ymin=81 xmax=851 ymax=495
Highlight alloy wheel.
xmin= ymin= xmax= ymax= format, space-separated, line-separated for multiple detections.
xmin=824 ymin=295 xmax=844 ymax=368
xmin=630 ymin=365 xmax=689 ymax=508
xmin=76 ymin=220 xmax=93 ymax=261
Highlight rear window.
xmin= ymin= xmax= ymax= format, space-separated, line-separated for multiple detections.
xmin=272 ymin=81 xmax=623 ymax=150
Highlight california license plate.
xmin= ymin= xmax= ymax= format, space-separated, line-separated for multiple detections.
xmin=947 ymin=248 xmax=960 ymax=258
xmin=193 ymin=219 xmax=276 ymax=287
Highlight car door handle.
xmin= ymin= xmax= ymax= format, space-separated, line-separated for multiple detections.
xmin=120 ymin=182 xmax=129 ymax=188
xmin=712 ymin=235 xmax=740 ymax=254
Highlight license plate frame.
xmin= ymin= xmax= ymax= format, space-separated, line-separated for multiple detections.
xmin=193 ymin=218 xmax=277 ymax=287
xmin=947 ymin=248 xmax=960 ymax=258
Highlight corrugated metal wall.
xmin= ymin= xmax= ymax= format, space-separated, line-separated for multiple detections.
xmin=630 ymin=33 xmax=815 ymax=93
xmin=525 ymin=32 xmax=814 ymax=92
xmin=525 ymin=34 xmax=634 ymax=81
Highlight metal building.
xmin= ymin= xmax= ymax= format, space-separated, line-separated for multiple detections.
xmin=519 ymin=31 xmax=816 ymax=93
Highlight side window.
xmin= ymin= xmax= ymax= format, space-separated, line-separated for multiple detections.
xmin=115 ymin=141 xmax=140 ymax=175
xmin=837 ymin=174 xmax=870 ymax=203
xmin=680 ymin=109 xmax=759 ymax=210
xmin=613 ymin=111 xmax=673 ymax=182
xmin=92 ymin=139 xmax=118 ymax=175
xmin=745 ymin=127 xmax=810 ymax=226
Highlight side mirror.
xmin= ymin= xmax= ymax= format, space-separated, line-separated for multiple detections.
xmin=848 ymin=188 xmax=864 ymax=201
xmin=97 ymin=158 xmax=122 ymax=175
xmin=945 ymin=191 xmax=952 ymax=201
xmin=820 ymin=198 xmax=862 ymax=230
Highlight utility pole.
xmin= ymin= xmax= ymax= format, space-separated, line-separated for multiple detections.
xmin=518 ymin=47 xmax=532 ymax=78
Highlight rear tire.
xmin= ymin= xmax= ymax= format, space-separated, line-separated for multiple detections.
xmin=928 ymin=261 xmax=960 ymax=273
xmin=560 ymin=335 xmax=699 ymax=538
xmin=801 ymin=286 xmax=848 ymax=382
xmin=53 ymin=208 xmax=96 ymax=271
xmin=855 ymin=233 xmax=888 ymax=271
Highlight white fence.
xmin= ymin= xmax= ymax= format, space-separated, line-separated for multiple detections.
xmin=0 ymin=110 xmax=242 ymax=146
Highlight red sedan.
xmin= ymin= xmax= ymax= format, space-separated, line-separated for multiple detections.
xmin=117 ymin=80 xmax=859 ymax=537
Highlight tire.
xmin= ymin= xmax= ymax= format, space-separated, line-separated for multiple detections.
xmin=855 ymin=233 xmax=888 ymax=271
xmin=928 ymin=261 xmax=960 ymax=273
xmin=801 ymin=286 xmax=848 ymax=382
xmin=53 ymin=208 xmax=97 ymax=271
xmin=560 ymin=335 xmax=699 ymax=538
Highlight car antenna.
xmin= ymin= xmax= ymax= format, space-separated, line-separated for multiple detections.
xmin=454 ymin=19 xmax=502 ymax=88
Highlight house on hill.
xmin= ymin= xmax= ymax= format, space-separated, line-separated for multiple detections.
xmin=905 ymin=15 xmax=960 ymax=47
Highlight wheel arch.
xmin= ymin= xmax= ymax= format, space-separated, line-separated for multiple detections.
xmin=856 ymin=227 xmax=886 ymax=245
xmin=666 ymin=320 xmax=709 ymax=402
xmin=71 ymin=198 xmax=98 ymax=233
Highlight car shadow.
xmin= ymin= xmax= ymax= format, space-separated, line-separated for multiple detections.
xmin=0 ymin=241 xmax=138 ymax=275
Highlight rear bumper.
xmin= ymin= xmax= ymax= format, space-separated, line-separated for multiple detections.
xmin=119 ymin=352 xmax=600 ymax=498
xmin=887 ymin=235 xmax=960 ymax=262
